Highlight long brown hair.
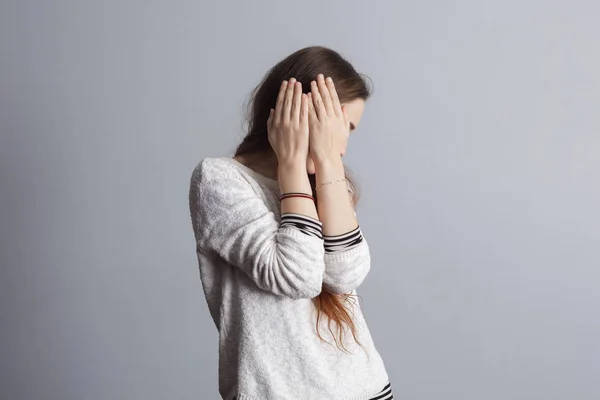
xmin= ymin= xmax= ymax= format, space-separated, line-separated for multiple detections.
xmin=234 ymin=46 xmax=372 ymax=353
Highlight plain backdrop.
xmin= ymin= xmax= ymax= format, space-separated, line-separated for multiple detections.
xmin=1 ymin=1 xmax=599 ymax=399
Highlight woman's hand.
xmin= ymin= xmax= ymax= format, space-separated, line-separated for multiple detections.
xmin=307 ymin=74 xmax=350 ymax=164
xmin=267 ymin=78 xmax=310 ymax=166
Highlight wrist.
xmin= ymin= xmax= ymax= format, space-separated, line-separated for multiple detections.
xmin=313 ymin=154 xmax=344 ymax=172
xmin=277 ymin=159 xmax=307 ymax=176
xmin=277 ymin=162 xmax=311 ymax=194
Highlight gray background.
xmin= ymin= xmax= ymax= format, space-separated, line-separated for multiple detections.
xmin=1 ymin=1 xmax=598 ymax=399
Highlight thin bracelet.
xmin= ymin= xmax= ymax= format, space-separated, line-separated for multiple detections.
xmin=315 ymin=178 xmax=347 ymax=191
xmin=280 ymin=192 xmax=315 ymax=202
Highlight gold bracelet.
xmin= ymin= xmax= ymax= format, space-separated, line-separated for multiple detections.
xmin=315 ymin=178 xmax=347 ymax=191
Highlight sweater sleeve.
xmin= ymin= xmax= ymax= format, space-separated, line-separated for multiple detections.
xmin=321 ymin=211 xmax=371 ymax=294
xmin=189 ymin=161 xmax=326 ymax=299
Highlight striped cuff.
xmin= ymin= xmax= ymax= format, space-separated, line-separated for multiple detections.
xmin=280 ymin=213 xmax=323 ymax=239
xmin=323 ymin=226 xmax=363 ymax=253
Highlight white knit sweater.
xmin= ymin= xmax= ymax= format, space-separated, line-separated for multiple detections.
xmin=188 ymin=156 xmax=390 ymax=400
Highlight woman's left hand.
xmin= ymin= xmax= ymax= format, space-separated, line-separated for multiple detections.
xmin=307 ymin=74 xmax=350 ymax=163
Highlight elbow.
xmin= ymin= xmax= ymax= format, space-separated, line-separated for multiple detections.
xmin=323 ymin=261 xmax=370 ymax=294
xmin=322 ymin=246 xmax=371 ymax=294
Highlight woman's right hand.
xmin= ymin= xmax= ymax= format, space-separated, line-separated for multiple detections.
xmin=267 ymin=78 xmax=310 ymax=166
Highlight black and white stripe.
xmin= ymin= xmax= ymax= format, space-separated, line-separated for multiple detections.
xmin=323 ymin=226 xmax=363 ymax=253
xmin=369 ymin=382 xmax=394 ymax=399
xmin=279 ymin=213 xmax=323 ymax=239
xmin=233 ymin=381 xmax=393 ymax=400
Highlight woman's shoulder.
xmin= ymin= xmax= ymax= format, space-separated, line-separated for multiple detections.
xmin=189 ymin=157 xmax=253 ymax=214
xmin=191 ymin=156 xmax=278 ymax=191
xmin=191 ymin=156 xmax=246 ymax=183
xmin=188 ymin=156 xmax=278 ymax=216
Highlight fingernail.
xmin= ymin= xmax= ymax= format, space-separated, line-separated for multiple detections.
xmin=289 ymin=77 xmax=296 ymax=83
xmin=326 ymin=77 xmax=333 ymax=83
xmin=318 ymin=74 xmax=324 ymax=80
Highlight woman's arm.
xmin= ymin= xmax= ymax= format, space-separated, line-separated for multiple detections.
xmin=313 ymin=156 xmax=357 ymax=235
xmin=307 ymin=75 xmax=371 ymax=294
xmin=189 ymin=159 xmax=324 ymax=300
xmin=314 ymin=156 xmax=371 ymax=294
xmin=190 ymin=78 xmax=326 ymax=300
xmin=278 ymin=160 xmax=319 ymax=220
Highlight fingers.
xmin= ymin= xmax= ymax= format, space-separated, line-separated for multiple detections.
xmin=310 ymin=79 xmax=326 ymax=119
xmin=325 ymin=77 xmax=343 ymax=116
xmin=274 ymin=80 xmax=288 ymax=124
xmin=316 ymin=74 xmax=334 ymax=115
xmin=300 ymin=93 xmax=309 ymax=127
xmin=291 ymin=81 xmax=302 ymax=123
xmin=307 ymin=92 xmax=317 ymax=124
xmin=282 ymin=78 xmax=296 ymax=122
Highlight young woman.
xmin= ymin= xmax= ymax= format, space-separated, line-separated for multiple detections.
xmin=189 ymin=46 xmax=393 ymax=400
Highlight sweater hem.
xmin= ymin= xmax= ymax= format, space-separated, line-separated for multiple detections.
xmin=232 ymin=372 xmax=390 ymax=400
